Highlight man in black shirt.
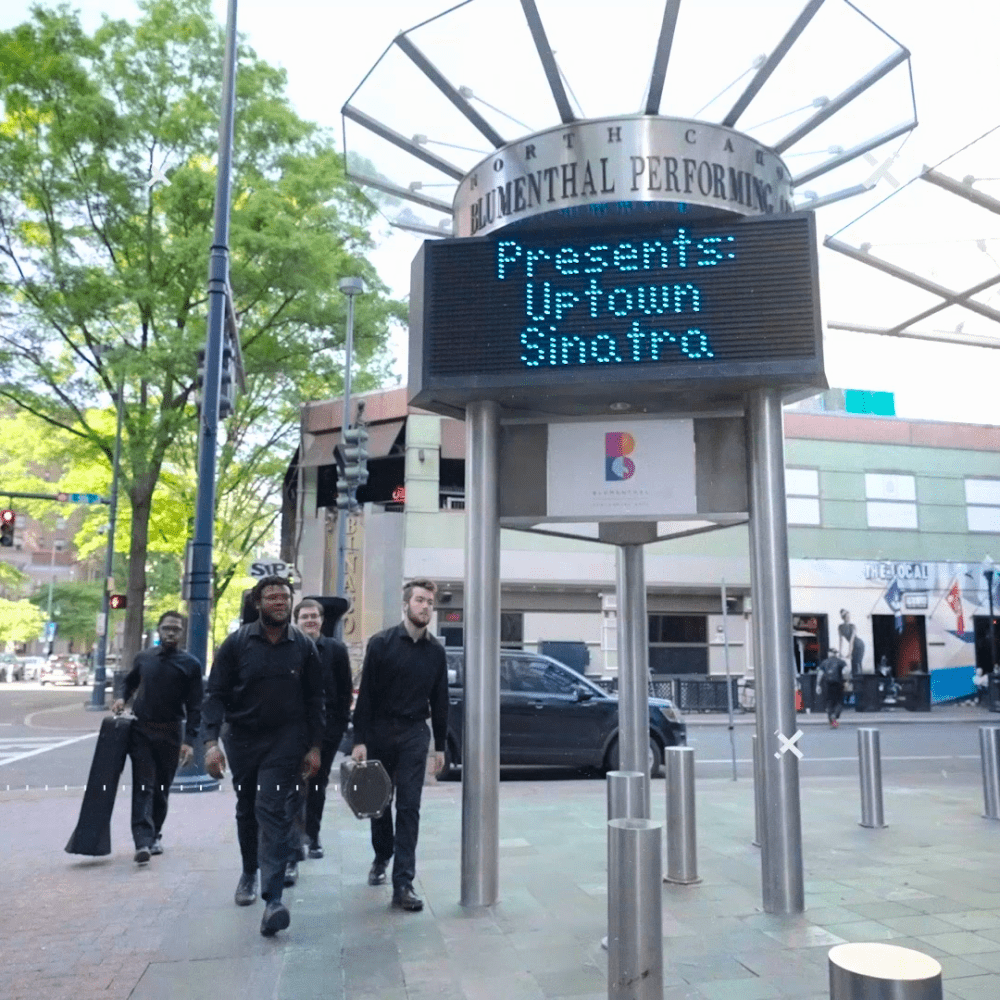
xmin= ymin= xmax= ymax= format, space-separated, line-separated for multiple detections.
xmin=351 ymin=578 xmax=448 ymax=912
xmin=202 ymin=576 xmax=325 ymax=937
xmin=292 ymin=599 xmax=353 ymax=861
xmin=112 ymin=611 xmax=202 ymax=864
xmin=816 ymin=649 xmax=848 ymax=727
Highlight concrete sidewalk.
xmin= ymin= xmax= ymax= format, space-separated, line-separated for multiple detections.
xmin=3 ymin=756 xmax=999 ymax=1000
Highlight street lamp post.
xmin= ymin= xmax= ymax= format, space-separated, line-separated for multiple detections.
xmin=89 ymin=376 xmax=125 ymax=710
xmin=984 ymin=557 xmax=998 ymax=671
xmin=45 ymin=517 xmax=66 ymax=656
xmin=334 ymin=276 xmax=366 ymax=638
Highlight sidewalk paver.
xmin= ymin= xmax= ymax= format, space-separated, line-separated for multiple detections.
xmin=2 ymin=757 xmax=998 ymax=1000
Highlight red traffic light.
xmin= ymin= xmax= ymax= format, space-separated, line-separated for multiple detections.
xmin=0 ymin=510 xmax=14 ymax=547
xmin=109 ymin=594 xmax=127 ymax=609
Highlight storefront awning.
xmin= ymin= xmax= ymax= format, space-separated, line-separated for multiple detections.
xmin=299 ymin=419 xmax=405 ymax=469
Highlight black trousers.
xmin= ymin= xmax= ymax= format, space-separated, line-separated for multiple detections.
xmin=225 ymin=724 xmax=305 ymax=903
xmin=305 ymin=728 xmax=345 ymax=844
xmin=128 ymin=720 xmax=182 ymax=849
xmin=367 ymin=720 xmax=430 ymax=891
xmin=825 ymin=681 xmax=844 ymax=721
xmin=285 ymin=728 xmax=345 ymax=853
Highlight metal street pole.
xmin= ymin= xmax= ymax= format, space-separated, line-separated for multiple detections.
xmin=88 ymin=378 xmax=124 ymax=709
xmin=721 ymin=578 xmax=737 ymax=781
xmin=746 ymin=387 xmax=804 ymax=915
xmin=187 ymin=0 xmax=238 ymax=675
xmin=334 ymin=277 xmax=365 ymax=638
xmin=460 ymin=399 xmax=500 ymax=907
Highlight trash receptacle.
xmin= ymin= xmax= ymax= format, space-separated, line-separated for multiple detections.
xmin=990 ymin=674 xmax=1000 ymax=713
xmin=854 ymin=673 xmax=883 ymax=712
xmin=901 ymin=672 xmax=931 ymax=712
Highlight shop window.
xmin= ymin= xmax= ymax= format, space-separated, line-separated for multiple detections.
xmin=965 ymin=478 xmax=1000 ymax=533
xmin=501 ymin=611 xmax=523 ymax=650
xmin=865 ymin=473 xmax=917 ymax=529
xmin=786 ymin=467 xmax=820 ymax=526
xmin=648 ymin=614 xmax=708 ymax=675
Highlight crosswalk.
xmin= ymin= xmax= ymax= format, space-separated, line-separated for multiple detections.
xmin=0 ymin=733 xmax=97 ymax=767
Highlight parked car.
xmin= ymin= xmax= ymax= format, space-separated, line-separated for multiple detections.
xmin=20 ymin=656 xmax=45 ymax=681
xmin=442 ymin=649 xmax=686 ymax=778
xmin=39 ymin=655 xmax=89 ymax=686
xmin=0 ymin=654 xmax=22 ymax=682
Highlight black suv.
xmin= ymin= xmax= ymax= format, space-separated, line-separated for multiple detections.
xmin=443 ymin=649 xmax=686 ymax=778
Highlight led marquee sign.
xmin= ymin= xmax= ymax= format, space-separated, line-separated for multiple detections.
xmin=409 ymin=213 xmax=824 ymax=416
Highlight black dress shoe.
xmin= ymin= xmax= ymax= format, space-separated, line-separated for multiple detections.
xmin=391 ymin=884 xmax=424 ymax=912
xmin=308 ymin=840 xmax=323 ymax=859
xmin=133 ymin=846 xmax=151 ymax=864
xmin=283 ymin=861 xmax=298 ymax=886
xmin=260 ymin=900 xmax=290 ymax=937
xmin=149 ymin=837 xmax=163 ymax=856
xmin=234 ymin=871 xmax=258 ymax=906
xmin=368 ymin=860 xmax=388 ymax=886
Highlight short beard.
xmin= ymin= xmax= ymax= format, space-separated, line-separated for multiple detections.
xmin=405 ymin=607 xmax=429 ymax=629
xmin=259 ymin=608 xmax=290 ymax=628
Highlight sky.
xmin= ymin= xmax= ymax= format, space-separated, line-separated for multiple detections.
xmin=3 ymin=0 xmax=1000 ymax=424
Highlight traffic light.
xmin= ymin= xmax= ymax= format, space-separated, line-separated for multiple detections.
xmin=0 ymin=510 xmax=15 ymax=547
xmin=334 ymin=425 xmax=369 ymax=511
xmin=342 ymin=425 xmax=369 ymax=486
xmin=109 ymin=594 xmax=127 ymax=609
xmin=195 ymin=343 xmax=234 ymax=419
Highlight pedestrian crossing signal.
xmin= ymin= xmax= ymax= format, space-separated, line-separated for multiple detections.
xmin=109 ymin=594 xmax=127 ymax=609
xmin=0 ymin=510 xmax=15 ymax=547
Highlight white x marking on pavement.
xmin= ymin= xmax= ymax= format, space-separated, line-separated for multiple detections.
xmin=774 ymin=729 xmax=804 ymax=760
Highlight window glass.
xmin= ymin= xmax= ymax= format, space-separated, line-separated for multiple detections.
xmin=865 ymin=473 xmax=916 ymax=501
xmin=965 ymin=479 xmax=1000 ymax=505
xmin=508 ymin=658 xmax=577 ymax=695
xmin=787 ymin=497 xmax=820 ymax=526
xmin=866 ymin=501 xmax=918 ymax=529
xmin=786 ymin=468 xmax=819 ymax=496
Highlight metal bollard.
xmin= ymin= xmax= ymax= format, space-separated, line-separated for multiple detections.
xmin=751 ymin=733 xmax=763 ymax=848
xmin=828 ymin=943 xmax=942 ymax=1000
xmin=858 ymin=728 xmax=887 ymax=829
xmin=608 ymin=818 xmax=663 ymax=1000
xmin=664 ymin=746 xmax=700 ymax=885
xmin=980 ymin=727 xmax=1000 ymax=820
xmin=607 ymin=770 xmax=646 ymax=822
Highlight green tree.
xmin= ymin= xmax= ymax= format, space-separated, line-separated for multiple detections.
xmin=0 ymin=1 xmax=403 ymax=666
xmin=28 ymin=579 xmax=104 ymax=649
xmin=0 ymin=596 xmax=46 ymax=647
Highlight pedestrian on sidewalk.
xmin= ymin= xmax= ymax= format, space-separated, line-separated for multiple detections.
xmin=202 ymin=576 xmax=325 ymax=937
xmin=290 ymin=598 xmax=353 ymax=866
xmin=351 ymin=578 xmax=448 ymax=913
xmin=111 ymin=611 xmax=201 ymax=865
xmin=816 ymin=649 xmax=848 ymax=727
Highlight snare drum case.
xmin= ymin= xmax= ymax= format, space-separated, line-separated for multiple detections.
xmin=340 ymin=758 xmax=392 ymax=819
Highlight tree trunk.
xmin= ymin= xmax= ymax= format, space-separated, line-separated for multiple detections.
xmin=122 ymin=476 xmax=155 ymax=671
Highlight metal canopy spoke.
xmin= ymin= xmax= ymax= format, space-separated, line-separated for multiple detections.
xmin=791 ymin=119 xmax=915 ymax=187
xmin=921 ymin=168 xmax=1000 ymax=215
xmin=885 ymin=273 xmax=1000 ymax=335
xmin=825 ymin=236 xmax=1000 ymax=326
xmin=795 ymin=182 xmax=874 ymax=211
xmin=722 ymin=0 xmax=825 ymax=128
xmin=341 ymin=105 xmax=466 ymax=181
xmin=644 ymin=0 xmax=681 ymax=115
xmin=391 ymin=219 xmax=453 ymax=238
xmin=774 ymin=48 xmax=909 ymax=153
xmin=347 ymin=171 xmax=454 ymax=215
xmin=827 ymin=320 xmax=1000 ymax=350
xmin=519 ymin=0 xmax=575 ymax=124
xmin=394 ymin=34 xmax=507 ymax=148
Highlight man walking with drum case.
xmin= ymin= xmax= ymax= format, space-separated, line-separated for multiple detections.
xmin=351 ymin=578 xmax=448 ymax=912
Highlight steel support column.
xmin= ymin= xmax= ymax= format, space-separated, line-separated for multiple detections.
xmin=746 ymin=388 xmax=804 ymax=914
xmin=616 ymin=544 xmax=650 ymax=818
xmin=460 ymin=400 xmax=501 ymax=907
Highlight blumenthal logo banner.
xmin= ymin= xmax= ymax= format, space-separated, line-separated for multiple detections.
xmin=547 ymin=419 xmax=696 ymax=519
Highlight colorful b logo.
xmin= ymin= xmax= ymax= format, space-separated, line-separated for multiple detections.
xmin=605 ymin=432 xmax=636 ymax=481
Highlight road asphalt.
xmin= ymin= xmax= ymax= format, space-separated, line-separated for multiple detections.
xmin=2 ymin=695 xmax=1000 ymax=999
